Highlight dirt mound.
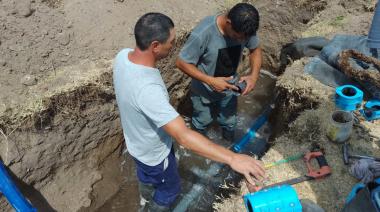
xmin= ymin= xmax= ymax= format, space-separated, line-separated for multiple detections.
xmin=0 ymin=60 xmax=126 ymax=212
xmin=0 ymin=0 xmax=221 ymax=113
xmin=248 ymin=0 xmax=328 ymax=72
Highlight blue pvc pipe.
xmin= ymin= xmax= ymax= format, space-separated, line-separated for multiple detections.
xmin=232 ymin=106 xmax=272 ymax=153
xmin=0 ymin=161 xmax=37 ymax=212
xmin=174 ymin=106 xmax=273 ymax=211
xmin=368 ymin=2 xmax=380 ymax=49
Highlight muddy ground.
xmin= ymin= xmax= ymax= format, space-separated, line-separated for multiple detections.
xmin=0 ymin=0 xmax=378 ymax=211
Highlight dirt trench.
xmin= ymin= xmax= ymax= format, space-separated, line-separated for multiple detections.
xmin=0 ymin=0 xmax=372 ymax=211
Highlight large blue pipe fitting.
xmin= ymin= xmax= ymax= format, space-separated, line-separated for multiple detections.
xmin=335 ymin=85 xmax=363 ymax=111
xmin=360 ymin=99 xmax=380 ymax=121
xmin=244 ymin=185 xmax=302 ymax=212
xmin=232 ymin=106 xmax=271 ymax=153
xmin=0 ymin=161 xmax=37 ymax=212
xmin=368 ymin=2 xmax=380 ymax=49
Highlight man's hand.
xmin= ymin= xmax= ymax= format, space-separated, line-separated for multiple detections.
xmin=164 ymin=116 xmax=266 ymax=186
xmin=208 ymin=76 xmax=238 ymax=93
xmin=229 ymin=153 xmax=265 ymax=185
xmin=239 ymin=75 xmax=257 ymax=96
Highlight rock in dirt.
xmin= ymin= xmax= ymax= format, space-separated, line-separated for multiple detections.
xmin=21 ymin=74 xmax=37 ymax=86
xmin=16 ymin=1 xmax=35 ymax=18
xmin=57 ymin=32 xmax=71 ymax=46
xmin=0 ymin=103 xmax=6 ymax=114
xmin=0 ymin=59 xmax=6 ymax=67
xmin=8 ymin=45 xmax=23 ymax=52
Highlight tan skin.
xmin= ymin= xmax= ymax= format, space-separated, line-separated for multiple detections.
xmin=176 ymin=14 xmax=262 ymax=96
xmin=128 ymin=28 xmax=265 ymax=185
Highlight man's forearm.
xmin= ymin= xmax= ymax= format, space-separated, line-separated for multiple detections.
xmin=163 ymin=116 xmax=265 ymax=183
xmin=178 ymin=127 xmax=235 ymax=165
xmin=164 ymin=116 xmax=234 ymax=165
xmin=248 ymin=47 xmax=262 ymax=83
xmin=176 ymin=58 xmax=213 ymax=85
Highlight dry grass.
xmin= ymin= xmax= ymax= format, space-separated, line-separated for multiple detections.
xmin=302 ymin=18 xmax=345 ymax=38
xmin=215 ymin=102 xmax=380 ymax=211
xmin=0 ymin=59 xmax=112 ymax=135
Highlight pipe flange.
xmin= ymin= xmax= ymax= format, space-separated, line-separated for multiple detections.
xmin=360 ymin=99 xmax=380 ymax=121
xmin=335 ymin=85 xmax=364 ymax=111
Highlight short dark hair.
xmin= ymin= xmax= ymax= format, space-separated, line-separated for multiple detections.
xmin=134 ymin=13 xmax=174 ymax=50
xmin=227 ymin=3 xmax=260 ymax=37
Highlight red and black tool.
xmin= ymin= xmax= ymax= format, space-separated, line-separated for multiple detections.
xmin=263 ymin=151 xmax=331 ymax=189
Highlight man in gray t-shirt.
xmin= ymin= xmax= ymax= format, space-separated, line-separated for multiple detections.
xmin=114 ymin=12 xmax=264 ymax=211
xmin=176 ymin=3 xmax=262 ymax=141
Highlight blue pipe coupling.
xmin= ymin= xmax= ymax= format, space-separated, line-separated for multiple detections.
xmin=335 ymin=85 xmax=363 ymax=111
xmin=368 ymin=2 xmax=380 ymax=49
xmin=360 ymin=99 xmax=380 ymax=121
xmin=244 ymin=185 xmax=302 ymax=212
xmin=232 ymin=106 xmax=271 ymax=153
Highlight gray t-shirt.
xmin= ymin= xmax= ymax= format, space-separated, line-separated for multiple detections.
xmin=179 ymin=15 xmax=260 ymax=100
xmin=113 ymin=48 xmax=179 ymax=166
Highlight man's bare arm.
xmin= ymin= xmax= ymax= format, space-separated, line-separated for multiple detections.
xmin=163 ymin=116 xmax=265 ymax=185
xmin=240 ymin=47 xmax=262 ymax=95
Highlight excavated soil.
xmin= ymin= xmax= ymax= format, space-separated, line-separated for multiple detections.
xmin=0 ymin=0 xmax=377 ymax=211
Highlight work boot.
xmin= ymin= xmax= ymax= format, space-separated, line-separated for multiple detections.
xmin=138 ymin=182 xmax=154 ymax=212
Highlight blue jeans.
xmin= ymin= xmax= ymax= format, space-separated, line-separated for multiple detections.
xmin=190 ymin=92 xmax=237 ymax=139
xmin=133 ymin=147 xmax=181 ymax=208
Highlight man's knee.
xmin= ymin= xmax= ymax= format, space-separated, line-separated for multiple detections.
xmin=153 ymin=181 xmax=181 ymax=208
xmin=218 ymin=113 xmax=237 ymax=130
xmin=191 ymin=94 xmax=213 ymax=129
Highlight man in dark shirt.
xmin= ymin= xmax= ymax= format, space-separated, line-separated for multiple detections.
xmin=176 ymin=3 xmax=262 ymax=141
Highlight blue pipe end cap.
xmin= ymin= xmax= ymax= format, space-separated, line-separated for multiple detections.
xmin=243 ymin=185 xmax=302 ymax=212
xmin=335 ymin=85 xmax=364 ymax=111
xmin=360 ymin=100 xmax=380 ymax=121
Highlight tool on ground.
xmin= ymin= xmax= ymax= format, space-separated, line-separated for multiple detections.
xmin=342 ymin=142 xmax=380 ymax=165
xmin=360 ymin=100 xmax=380 ymax=121
xmin=262 ymin=151 xmax=331 ymax=189
xmin=243 ymin=184 xmax=302 ymax=212
xmin=0 ymin=160 xmax=37 ymax=212
xmin=335 ymin=85 xmax=363 ymax=111
xmin=264 ymin=153 xmax=305 ymax=169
